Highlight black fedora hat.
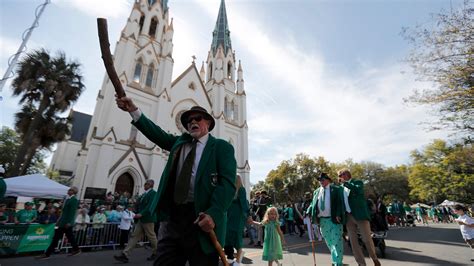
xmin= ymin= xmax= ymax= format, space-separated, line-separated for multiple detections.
xmin=180 ymin=106 xmax=215 ymax=131
xmin=318 ymin=172 xmax=332 ymax=181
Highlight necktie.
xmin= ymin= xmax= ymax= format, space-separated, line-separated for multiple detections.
xmin=320 ymin=187 xmax=326 ymax=211
xmin=174 ymin=140 xmax=197 ymax=204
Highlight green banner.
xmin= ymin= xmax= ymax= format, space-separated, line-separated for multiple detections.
xmin=0 ymin=224 xmax=55 ymax=255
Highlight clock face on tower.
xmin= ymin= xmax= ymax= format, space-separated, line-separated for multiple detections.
xmin=175 ymin=110 xmax=187 ymax=133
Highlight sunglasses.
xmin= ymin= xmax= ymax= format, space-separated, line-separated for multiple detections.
xmin=187 ymin=115 xmax=203 ymax=124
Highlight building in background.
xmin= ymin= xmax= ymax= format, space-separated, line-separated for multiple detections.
xmin=50 ymin=0 xmax=249 ymax=199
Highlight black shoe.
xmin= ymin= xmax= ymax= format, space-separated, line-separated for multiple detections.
xmin=147 ymin=254 xmax=157 ymax=261
xmin=248 ymin=240 xmax=255 ymax=245
xmin=114 ymin=253 xmax=129 ymax=263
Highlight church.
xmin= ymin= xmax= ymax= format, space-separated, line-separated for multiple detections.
xmin=50 ymin=0 xmax=250 ymax=199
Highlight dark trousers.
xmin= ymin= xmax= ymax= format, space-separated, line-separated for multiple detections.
xmin=119 ymin=229 xmax=130 ymax=248
xmin=154 ymin=203 xmax=219 ymax=266
xmin=45 ymin=226 xmax=79 ymax=255
xmin=286 ymin=220 xmax=295 ymax=234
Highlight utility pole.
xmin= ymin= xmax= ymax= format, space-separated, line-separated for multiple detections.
xmin=0 ymin=0 xmax=51 ymax=92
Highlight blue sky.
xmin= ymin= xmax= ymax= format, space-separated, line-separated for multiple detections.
xmin=0 ymin=0 xmax=464 ymax=183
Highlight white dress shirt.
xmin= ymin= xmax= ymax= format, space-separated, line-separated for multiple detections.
xmin=343 ymin=187 xmax=352 ymax=213
xmin=317 ymin=186 xmax=331 ymax=217
xmin=119 ymin=209 xmax=135 ymax=230
xmin=130 ymin=109 xmax=209 ymax=202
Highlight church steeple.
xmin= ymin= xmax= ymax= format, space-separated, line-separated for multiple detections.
xmin=211 ymin=0 xmax=232 ymax=56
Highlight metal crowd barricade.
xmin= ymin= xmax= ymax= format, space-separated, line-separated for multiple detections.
xmin=58 ymin=222 xmax=150 ymax=252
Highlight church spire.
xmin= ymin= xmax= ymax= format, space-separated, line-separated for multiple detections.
xmin=211 ymin=0 xmax=232 ymax=56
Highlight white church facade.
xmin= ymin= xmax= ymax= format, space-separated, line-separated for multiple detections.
xmin=50 ymin=0 xmax=250 ymax=199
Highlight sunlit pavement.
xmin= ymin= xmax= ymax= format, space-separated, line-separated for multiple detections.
xmin=0 ymin=223 xmax=471 ymax=266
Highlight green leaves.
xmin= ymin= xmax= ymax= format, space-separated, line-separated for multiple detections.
xmin=403 ymin=1 xmax=474 ymax=138
xmin=408 ymin=139 xmax=473 ymax=203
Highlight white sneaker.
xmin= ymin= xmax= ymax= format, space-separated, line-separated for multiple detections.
xmin=238 ymin=251 xmax=245 ymax=263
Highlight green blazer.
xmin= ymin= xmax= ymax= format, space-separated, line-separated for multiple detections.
xmin=225 ymin=187 xmax=249 ymax=247
xmin=137 ymin=189 xmax=157 ymax=223
xmin=57 ymin=195 xmax=79 ymax=227
xmin=343 ymin=179 xmax=370 ymax=221
xmin=132 ymin=114 xmax=237 ymax=254
xmin=308 ymin=184 xmax=346 ymax=225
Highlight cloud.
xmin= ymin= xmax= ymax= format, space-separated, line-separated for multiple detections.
xmin=0 ymin=36 xmax=21 ymax=61
xmin=192 ymin=0 xmax=449 ymax=182
xmin=52 ymin=0 xmax=132 ymax=18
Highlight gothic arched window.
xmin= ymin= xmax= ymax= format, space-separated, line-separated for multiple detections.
xmin=208 ymin=62 xmax=213 ymax=81
xmin=230 ymin=100 xmax=235 ymax=120
xmin=145 ymin=64 xmax=155 ymax=87
xmin=227 ymin=62 xmax=233 ymax=80
xmin=224 ymin=97 xmax=229 ymax=118
xmin=233 ymin=102 xmax=238 ymax=121
xmin=139 ymin=15 xmax=145 ymax=33
xmin=133 ymin=59 xmax=143 ymax=83
xmin=149 ymin=17 xmax=158 ymax=38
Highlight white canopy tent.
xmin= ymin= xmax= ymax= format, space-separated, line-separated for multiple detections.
xmin=5 ymin=174 xmax=69 ymax=199
xmin=439 ymin=199 xmax=463 ymax=207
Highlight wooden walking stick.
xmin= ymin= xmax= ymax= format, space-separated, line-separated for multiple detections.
xmin=209 ymin=230 xmax=229 ymax=266
xmin=97 ymin=18 xmax=126 ymax=98
xmin=196 ymin=213 xmax=229 ymax=266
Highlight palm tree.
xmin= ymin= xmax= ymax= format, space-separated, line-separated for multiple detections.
xmin=8 ymin=49 xmax=84 ymax=177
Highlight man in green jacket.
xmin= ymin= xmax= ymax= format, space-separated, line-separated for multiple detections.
xmin=115 ymin=179 xmax=157 ymax=262
xmin=115 ymin=97 xmax=237 ymax=266
xmin=37 ymin=186 xmax=81 ymax=259
xmin=338 ymin=169 xmax=381 ymax=266
xmin=308 ymin=173 xmax=346 ymax=266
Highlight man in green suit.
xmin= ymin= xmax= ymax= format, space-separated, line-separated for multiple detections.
xmin=37 ymin=186 xmax=81 ymax=259
xmin=338 ymin=169 xmax=381 ymax=266
xmin=308 ymin=173 xmax=346 ymax=266
xmin=115 ymin=97 xmax=237 ymax=266
xmin=115 ymin=179 xmax=158 ymax=263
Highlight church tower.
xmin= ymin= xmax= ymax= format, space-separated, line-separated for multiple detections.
xmin=72 ymin=0 xmax=175 ymax=197
xmin=204 ymin=0 xmax=250 ymax=191
xmin=52 ymin=0 xmax=250 ymax=199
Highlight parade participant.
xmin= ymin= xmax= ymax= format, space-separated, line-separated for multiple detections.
xmin=37 ymin=186 xmax=81 ymax=259
xmin=252 ymin=207 xmax=286 ymax=266
xmin=338 ymin=169 xmax=381 ymax=266
xmin=453 ymin=204 xmax=474 ymax=262
xmin=302 ymin=191 xmax=321 ymax=241
xmin=308 ymin=173 xmax=346 ymax=266
xmin=114 ymin=180 xmax=157 ymax=262
xmin=224 ymin=174 xmax=249 ymax=266
xmin=0 ymin=165 xmax=6 ymax=201
xmin=119 ymin=205 xmax=135 ymax=248
xmin=114 ymin=97 xmax=237 ymax=266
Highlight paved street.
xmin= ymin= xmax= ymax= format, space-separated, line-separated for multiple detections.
xmin=0 ymin=223 xmax=471 ymax=266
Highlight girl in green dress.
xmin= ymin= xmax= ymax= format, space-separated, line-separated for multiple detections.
xmin=252 ymin=206 xmax=286 ymax=266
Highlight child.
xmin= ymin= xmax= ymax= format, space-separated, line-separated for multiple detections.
xmin=453 ymin=204 xmax=474 ymax=262
xmin=252 ymin=206 xmax=286 ymax=266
